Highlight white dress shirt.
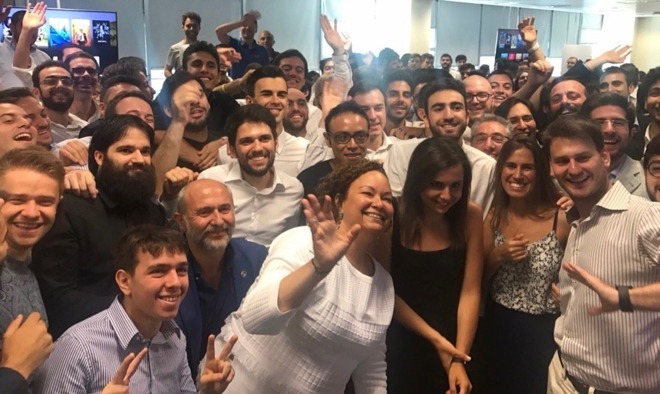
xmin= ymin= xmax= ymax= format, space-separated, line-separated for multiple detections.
xmin=199 ymin=162 xmax=303 ymax=246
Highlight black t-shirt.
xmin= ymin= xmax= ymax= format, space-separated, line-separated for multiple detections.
xmin=297 ymin=160 xmax=333 ymax=198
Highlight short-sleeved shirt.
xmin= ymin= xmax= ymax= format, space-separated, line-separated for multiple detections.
xmin=165 ymin=40 xmax=190 ymax=73
xmin=227 ymin=36 xmax=270 ymax=79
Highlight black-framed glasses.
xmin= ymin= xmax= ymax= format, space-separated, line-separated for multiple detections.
xmin=648 ymin=162 xmax=660 ymax=178
xmin=71 ymin=66 xmax=98 ymax=76
xmin=466 ymin=92 xmax=491 ymax=102
xmin=326 ymin=131 xmax=369 ymax=144
xmin=41 ymin=77 xmax=74 ymax=87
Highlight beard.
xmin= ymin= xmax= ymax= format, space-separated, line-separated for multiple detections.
xmin=96 ymin=159 xmax=156 ymax=208
xmin=183 ymin=217 xmax=233 ymax=251
xmin=237 ymin=150 xmax=275 ymax=177
xmin=41 ymin=90 xmax=74 ymax=112
xmin=549 ymin=103 xmax=580 ymax=122
xmin=186 ymin=118 xmax=208 ymax=133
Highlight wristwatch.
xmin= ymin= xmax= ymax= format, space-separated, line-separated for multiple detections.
xmin=616 ymin=285 xmax=634 ymax=312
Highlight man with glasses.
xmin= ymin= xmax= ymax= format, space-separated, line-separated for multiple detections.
xmin=581 ymin=93 xmax=647 ymax=198
xmin=644 ymin=135 xmax=660 ymax=202
xmin=64 ymin=52 xmax=100 ymax=122
xmin=462 ymin=74 xmax=495 ymax=144
xmin=298 ymin=101 xmax=370 ymax=197
xmin=470 ymin=114 xmax=512 ymax=159
xmin=31 ymin=61 xmax=87 ymax=143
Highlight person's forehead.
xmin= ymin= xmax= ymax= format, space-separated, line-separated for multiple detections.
xmin=111 ymin=127 xmax=151 ymax=146
xmin=280 ymin=57 xmax=305 ymax=68
xmin=106 ymin=84 xmax=140 ymax=102
xmin=601 ymin=72 xmax=626 ymax=83
xmin=474 ymin=121 xmax=507 ymax=134
xmin=0 ymin=103 xmax=28 ymax=116
xmin=69 ymin=57 xmax=97 ymax=69
xmin=590 ymin=104 xmax=626 ymax=119
xmin=255 ymin=77 xmax=287 ymax=91
xmin=429 ymin=89 xmax=464 ymax=104
xmin=189 ymin=51 xmax=216 ymax=63
xmin=184 ymin=18 xmax=199 ymax=26
xmin=387 ymin=80 xmax=411 ymax=92
xmin=287 ymin=88 xmax=306 ymax=101
xmin=237 ymin=121 xmax=273 ymax=138
xmin=489 ymin=74 xmax=512 ymax=84
xmin=116 ymin=97 xmax=153 ymax=113
xmin=353 ymin=89 xmax=385 ymax=106
xmin=329 ymin=112 xmax=368 ymax=130
xmin=181 ymin=79 xmax=205 ymax=92
xmin=464 ymin=76 xmax=491 ymax=92
xmin=551 ymin=80 xmax=585 ymax=95
xmin=15 ymin=95 xmax=41 ymax=110
xmin=550 ymin=137 xmax=597 ymax=155
xmin=40 ymin=66 xmax=70 ymax=78
xmin=136 ymin=249 xmax=187 ymax=269
xmin=187 ymin=181 xmax=232 ymax=205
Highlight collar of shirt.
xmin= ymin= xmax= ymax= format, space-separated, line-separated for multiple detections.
xmin=224 ymin=161 xmax=286 ymax=193
xmin=367 ymin=132 xmax=393 ymax=154
xmin=188 ymin=244 xmax=234 ymax=286
xmin=568 ymin=181 xmax=630 ymax=223
xmin=2 ymin=255 xmax=32 ymax=272
xmin=108 ymin=297 xmax=181 ymax=350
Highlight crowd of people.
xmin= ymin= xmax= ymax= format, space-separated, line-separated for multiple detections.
xmin=0 ymin=2 xmax=659 ymax=394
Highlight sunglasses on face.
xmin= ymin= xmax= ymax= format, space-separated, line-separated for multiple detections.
xmin=71 ymin=66 xmax=98 ymax=76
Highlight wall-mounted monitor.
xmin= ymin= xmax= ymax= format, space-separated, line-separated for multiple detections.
xmin=493 ymin=28 xmax=529 ymax=68
xmin=2 ymin=7 xmax=118 ymax=72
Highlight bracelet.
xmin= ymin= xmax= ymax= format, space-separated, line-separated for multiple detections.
xmin=528 ymin=42 xmax=540 ymax=52
xmin=310 ymin=258 xmax=328 ymax=277
xmin=616 ymin=285 xmax=634 ymax=312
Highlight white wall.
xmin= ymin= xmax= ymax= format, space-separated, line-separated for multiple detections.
xmin=632 ymin=16 xmax=660 ymax=72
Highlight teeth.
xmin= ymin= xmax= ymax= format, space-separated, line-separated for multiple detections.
xmin=365 ymin=212 xmax=384 ymax=220
xmin=14 ymin=133 xmax=32 ymax=141
xmin=159 ymin=296 xmax=179 ymax=302
xmin=15 ymin=223 xmax=40 ymax=229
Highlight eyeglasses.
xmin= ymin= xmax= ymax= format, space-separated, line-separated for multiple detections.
xmin=326 ymin=131 xmax=369 ymax=144
xmin=466 ymin=92 xmax=491 ymax=102
xmin=71 ymin=66 xmax=98 ymax=76
xmin=593 ymin=118 xmax=628 ymax=128
xmin=648 ymin=162 xmax=660 ymax=178
xmin=472 ymin=133 xmax=508 ymax=145
xmin=41 ymin=77 xmax=74 ymax=87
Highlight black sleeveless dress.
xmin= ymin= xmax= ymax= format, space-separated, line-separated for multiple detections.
xmin=386 ymin=227 xmax=466 ymax=393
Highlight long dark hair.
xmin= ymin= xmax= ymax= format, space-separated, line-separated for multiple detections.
xmin=490 ymin=134 xmax=559 ymax=230
xmin=400 ymin=136 xmax=471 ymax=249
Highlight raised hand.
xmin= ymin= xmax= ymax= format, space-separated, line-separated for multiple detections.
xmin=517 ymin=16 xmax=537 ymax=46
xmin=101 ymin=348 xmax=148 ymax=394
xmin=563 ymin=263 xmax=619 ymax=314
xmin=599 ymin=45 xmax=632 ymax=64
xmin=1 ymin=312 xmax=53 ymax=379
xmin=319 ymin=75 xmax=349 ymax=113
xmin=200 ymin=334 xmax=237 ymax=394
xmin=302 ymin=195 xmax=361 ymax=274
xmin=22 ymin=2 xmax=47 ymax=31
xmin=241 ymin=11 xmax=260 ymax=27
xmin=162 ymin=166 xmax=197 ymax=197
xmin=526 ymin=59 xmax=553 ymax=87
xmin=320 ymin=14 xmax=345 ymax=55
xmin=556 ymin=195 xmax=574 ymax=212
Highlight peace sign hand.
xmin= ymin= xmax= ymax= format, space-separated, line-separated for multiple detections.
xmin=200 ymin=334 xmax=237 ymax=394
xmin=101 ymin=348 xmax=148 ymax=394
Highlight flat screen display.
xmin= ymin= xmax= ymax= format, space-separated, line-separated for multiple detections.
xmin=2 ymin=7 xmax=118 ymax=71
xmin=494 ymin=28 xmax=529 ymax=66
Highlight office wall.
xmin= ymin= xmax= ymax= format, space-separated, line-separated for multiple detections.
xmin=632 ymin=16 xmax=660 ymax=72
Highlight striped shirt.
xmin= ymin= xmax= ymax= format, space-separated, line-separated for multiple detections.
xmin=554 ymin=182 xmax=660 ymax=393
xmin=33 ymin=297 xmax=196 ymax=394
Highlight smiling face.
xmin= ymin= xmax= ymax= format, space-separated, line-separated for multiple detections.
xmin=464 ymin=75 xmax=493 ymax=124
xmin=339 ymin=171 xmax=394 ymax=233
xmin=421 ymin=164 xmax=464 ymax=217
xmin=183 ymin=17 xmax=200 ymax=41
xmin=385 ymin=80 xmax=412 ymax=125
xmin=507 ymin=102 xmax=537 ymax=137
xmin=69 ymin=57 xmax=99 ymax=96
xmin=118 ymin=250 xmax=189 ymax=333
xmin=599 ymin=72 xmax=631 ymax=98
xmin=177 ymin=180 xmax=235 ymax=251
xmin=353 ymin=89 xmax=387 ymax=141
xmin=278 ymin=57 xmax=305 ymax=90
xmin=489 ymin=73 xmax=513 ymax=108
xmin=14 ymin=97 xmax=51 ymax=147
xmin=646 ymin=80 xmax=660 ymax=126
xmin=0 ymin=104 xmax=37 ymax=157
xmin=423 ymin=89 xmax=468 ymax=140
xmin=501 ymin=147 xmax=536 ymax=199
xmin=549 ymin=80 xmax=587 ymax=120
xmin=645 ymin=154 xmax=660 ymax=202
xmin=283 ymin=88 xmax=309 ymax=134
xmin=549 ymin=137 xmax=610 ymax=209
xmin=94 ymin=127 xmax=152 ymax=174
xmin=440 ymin=56 xmax=452 ymax=70
xmin=228 ymin=121 xmax=277 ymax=177
xmin=185 ymin=51 xmax=220 ymax=92
xmin=471 ymin=120 xmax=509 ymax=159
xmin=113 ymin=97 xmax=156 ymax=129
xmin=589 ymin=105 xmax=631 ymax=166
xmin=247 ymin=77 xmax=288 ymax=127
xmin=35 ymin=66 xmax=75 ymax=113
xmin=0 ymin=168 xmax=60 ymax=260
xmin=325 ymin=112 xmax=369 ymax=165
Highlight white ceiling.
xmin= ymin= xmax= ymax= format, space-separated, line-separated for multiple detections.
xmin=449 ymin=0 xmax=660 ymax=16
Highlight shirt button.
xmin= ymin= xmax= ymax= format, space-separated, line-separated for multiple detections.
xmin=240 ymin=270 xmax=247 ymax=278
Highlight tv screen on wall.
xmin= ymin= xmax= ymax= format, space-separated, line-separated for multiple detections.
xmin=2 ymin=7 xmax=118 ymax=71
xmin=494 ymin=28 xmax=529 ymax=67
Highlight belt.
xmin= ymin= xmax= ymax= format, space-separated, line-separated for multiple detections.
xmin=565 ymin=373 xmax=618 ymax=394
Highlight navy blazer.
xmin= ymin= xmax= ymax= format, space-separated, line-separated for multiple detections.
xmin=176 ymin=238 xmax=267 ymax=377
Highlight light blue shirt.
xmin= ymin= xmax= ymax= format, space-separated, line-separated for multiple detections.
xmin=33 ymin=297 xmax=196 ymax=394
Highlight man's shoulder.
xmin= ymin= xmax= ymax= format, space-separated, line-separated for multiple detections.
xmin=59 ymin=308 xmax=110 ymax=344
xmin=462 ymin=143 xmax=496 ymax=168
xmin=274 ymin=169 xmax=304 ymax=194
xmin=229 ymin=238 xmax=268 ymax=261
xmin=199 ymin=163 xmax=235 ymax=181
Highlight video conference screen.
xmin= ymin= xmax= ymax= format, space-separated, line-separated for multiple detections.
xmin=1 ymin=7 xmax=118 ymax=71
xmin=494 ymin=28 xmax=529 ymax=65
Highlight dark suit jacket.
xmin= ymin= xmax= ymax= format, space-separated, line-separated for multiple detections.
xmin=176 ymin=238 xmax=267 ymax=377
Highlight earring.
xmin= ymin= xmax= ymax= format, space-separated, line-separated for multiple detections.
xmin=336 ymin=210 xmax=343 ymax=225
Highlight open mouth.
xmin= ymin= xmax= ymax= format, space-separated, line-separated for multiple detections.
xmin=566 ymin=174 xmax=589 ymax=188
xmin=190 ymin=107 xmax=206 ymax=117
xmin=13 ymin=132 xmax=33 ymax=142
xmin=508 ymin=181 xmax=527 ymax=191
xmin=364 ymin=211 xmax=386 ymax=221
xmin=14 ymin=222 xmax=42 ymax=230
xmin=158 ymin=294 xmax=183 ymax=303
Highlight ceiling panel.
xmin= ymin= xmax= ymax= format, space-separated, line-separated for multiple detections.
xmin=446 ymin=0 xmax=660 ymax=16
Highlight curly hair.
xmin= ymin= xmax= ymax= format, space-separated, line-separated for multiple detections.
xmin=315 ymin=159 xmax=387 ymax=221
